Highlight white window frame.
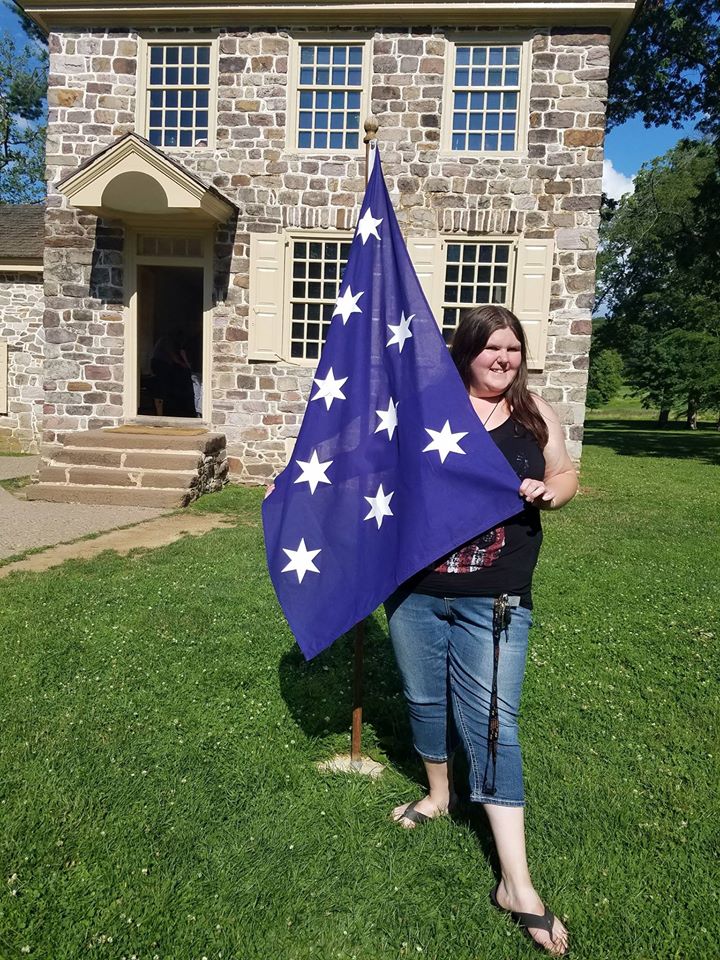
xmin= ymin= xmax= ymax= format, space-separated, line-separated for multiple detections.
xmin=440 ymin=32 xmax=533 ymax=158
xmin=286 ymin=34 xmax=372 ymax=158
xmin=136 ymin=34 xmax=219 ymax=151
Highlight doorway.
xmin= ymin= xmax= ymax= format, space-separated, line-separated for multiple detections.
xmin=136 ymin=264 xmax=204 ymax=418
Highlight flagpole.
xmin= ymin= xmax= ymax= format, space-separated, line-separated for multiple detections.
xmin=349 ymin=117 xmax=379 ymax=768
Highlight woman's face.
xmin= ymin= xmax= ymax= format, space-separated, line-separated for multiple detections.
xmin=468 ymin=325 xmax=523 ymax=397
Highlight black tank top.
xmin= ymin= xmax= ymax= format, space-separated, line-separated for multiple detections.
xmin=408 ymin=415 xmax=546 ymax=608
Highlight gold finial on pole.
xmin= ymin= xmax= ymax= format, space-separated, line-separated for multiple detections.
xmin=364 ymin=116 xmax=378 ymax=185
xmin=363 ymin=116 xmax=379 ymax=144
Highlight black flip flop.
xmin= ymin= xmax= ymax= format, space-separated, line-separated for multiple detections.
xmin=489 ymin=882 xmax=570 ymax=957
xmin=393 ymin=799 xmax=430 ymax=826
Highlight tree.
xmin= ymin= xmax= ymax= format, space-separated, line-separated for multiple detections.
xmin=595 ymin=139 xmax=720 ymax=426
xmin=586 ymin=346 xmax=624 ymax=409
xmin=628 ymin=330 xmax=720 ymax=428
xmin=0 ymin=3 xmax=47 ymax=203
xmin=608 ymin=0 xmax=720 ymax=140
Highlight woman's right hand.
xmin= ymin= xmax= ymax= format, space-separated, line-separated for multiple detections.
xmin=264 ymin=483 xmax=275 ymax=500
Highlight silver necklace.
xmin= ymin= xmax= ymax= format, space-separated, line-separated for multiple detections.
xmin=481 ymin=397 xmax=503 ymax=428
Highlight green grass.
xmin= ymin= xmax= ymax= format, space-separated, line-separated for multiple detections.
xmin=0 ymin=425 xmax=718 ymax=960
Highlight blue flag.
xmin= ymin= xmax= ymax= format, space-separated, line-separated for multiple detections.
xmin=262 ymin=150 xmax=523 ymax=659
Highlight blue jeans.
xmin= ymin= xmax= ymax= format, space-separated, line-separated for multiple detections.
xmin=385 ymin=590 xmax=532 ymax=807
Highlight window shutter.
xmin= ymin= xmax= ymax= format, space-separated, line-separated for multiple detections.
xmin=0 ymin=341 xmax=7 ymax=415
xmin=407 ymin=237 xmax=443 ymax=332
xmin=513 ymin=238 xmax=554 ymax=371
xmin=248 ymin=233 xmax=285 ymax=361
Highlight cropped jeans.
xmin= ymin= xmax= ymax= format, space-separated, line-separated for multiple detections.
xmin=385 ymin=590 xmax=532 ymax=807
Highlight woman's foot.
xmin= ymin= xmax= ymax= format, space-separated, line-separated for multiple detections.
xmin=391 ymin=793 xmax=457 ymax=829
xmin=493 ymin=879 xmax=569 ymax=956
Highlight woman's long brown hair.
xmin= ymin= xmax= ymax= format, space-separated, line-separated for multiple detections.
xmin=450 ymin=305 xmax=549 ymax=449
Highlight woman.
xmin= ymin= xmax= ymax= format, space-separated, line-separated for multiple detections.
xmin=386 ymin=305 xmax=578 ymax=957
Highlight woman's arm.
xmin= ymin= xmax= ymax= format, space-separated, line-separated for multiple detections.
xmin=518 ymin=395 xmax=579 ymax=510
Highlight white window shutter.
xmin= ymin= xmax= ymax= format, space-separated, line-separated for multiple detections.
xmin=0 ymin=341 xmax=7 ymax=415
xmin=513 ymin=238 xmax=554 ymax=371
xmin=407 ymin=237 xmax=443 ymax=332
xmin=248 ymin=233 xmax=285 ymax=361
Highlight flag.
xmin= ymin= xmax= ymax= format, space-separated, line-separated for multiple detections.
xmin=262 ymin=149 xmax=523 ymax=660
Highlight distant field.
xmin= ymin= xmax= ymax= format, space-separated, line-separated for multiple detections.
xmin=585 ymin=388 xmax=717 ymax=427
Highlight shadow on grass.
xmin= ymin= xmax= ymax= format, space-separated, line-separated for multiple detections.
xmin=278 ymin=612 xmax=499 ymax=870
xmin=584 ymin=418 xmax=720 ymax=465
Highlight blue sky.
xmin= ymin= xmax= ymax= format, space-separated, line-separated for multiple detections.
xmin=0 ymin=0 xmax=700 ymax=198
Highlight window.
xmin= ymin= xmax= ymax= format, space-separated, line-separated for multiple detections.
xmin=248 ymin=233 xmax=553 ymax=371
xmin=442 ymin=241 xmax=512 ymax=342
xmin=407 ymin=236 xmax=553 ymax=370
xmin=139 ymin=39 xmax=217 ymax=148
xmin=289 ymin=39 xmax=370 ymax=152
xmin=289 ymin=237 xmax=352 ymax=360
xmin=442 ymin=37 xmax=530 ymax=155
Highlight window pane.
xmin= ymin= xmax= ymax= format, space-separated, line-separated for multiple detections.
xmin=290 ymin=236 xmax=352 ymax=361
xmin=451 ymin=44 xmax=521 ymax=152
xmin=300 ymin=46 xmax=314 ymax=64
xmin=442 ymin=243 xmax=512 ymax=340
xmin=148 ymin=43 xmax=212 ymax=147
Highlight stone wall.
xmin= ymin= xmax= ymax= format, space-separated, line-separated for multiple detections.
xmin=0 ymin=272 xmax=44 ymax=452
xmin=43 ymin=24 xmax=610 ymax=474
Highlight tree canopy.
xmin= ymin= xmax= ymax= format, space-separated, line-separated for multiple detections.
xmin=608 ymin=0 xmax=720 ymax=140
xmin=595 ymin=138 xmax=720 ymax=425
xmin=0 ymin=3 xmax=47 ymax=203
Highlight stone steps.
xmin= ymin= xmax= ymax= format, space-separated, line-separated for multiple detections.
xmin=26 ymin=427 xmax=228 ymax=507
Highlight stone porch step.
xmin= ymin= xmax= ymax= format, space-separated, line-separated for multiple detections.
xmin=26 ymin=484 xmax=189 ymax=508
xmin=27 ymin=427 xmax=228 ymax=507
xmin=37 ymin=463 xmax=200 ymax=489
xmin=53 ymin=446 xmax=207 ymax=470
xmin=62 ymin=428 xmax=224 ymax=453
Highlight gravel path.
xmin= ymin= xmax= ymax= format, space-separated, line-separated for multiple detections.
xmin=0 ymin=456 xmax=171 ymax=560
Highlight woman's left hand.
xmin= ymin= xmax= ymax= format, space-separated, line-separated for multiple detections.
xmin=519 ymin=478 xmax=556 ymax=508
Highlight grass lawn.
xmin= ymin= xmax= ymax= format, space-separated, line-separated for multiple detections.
xmin=0 ymin=418 xmax=718 ymax=960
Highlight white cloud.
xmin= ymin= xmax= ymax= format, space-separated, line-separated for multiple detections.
xmin=602 ymin=159 xmax=635 ymax=201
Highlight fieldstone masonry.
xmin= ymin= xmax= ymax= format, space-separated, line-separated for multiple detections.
xmin=39 ymin=23 xmax=609 ymax=478
xmin=0 ymin=273 xmax=44 ymax=451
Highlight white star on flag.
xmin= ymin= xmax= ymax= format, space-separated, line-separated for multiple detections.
xmin=332 ymin=286 xmax=364 ymax=325
xmin=375 ymin=397 xmax=398 ymax=441
xmin=364 ymin=484 xmax=394 ymax=529
xmin=311 ymin=368 xmax=348 ymax=410
xmin=387 ymin=311 xmax=414 ymax=353
xmin=294 ymin=450 xmax=333 ymax=494
xmin=356 ymin=207 xmax=383 ymax=244
xmin=281 ymin=538 xmax=321 ymax=583
xmin=423 ymin=420 xmax=469 ymax=463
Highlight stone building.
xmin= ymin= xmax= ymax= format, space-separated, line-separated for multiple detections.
xmin=3 ymin=0 xmax=638 ymax=504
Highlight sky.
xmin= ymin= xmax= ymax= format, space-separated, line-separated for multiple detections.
xmin=0 ymin=0 xmax=702 ymax=200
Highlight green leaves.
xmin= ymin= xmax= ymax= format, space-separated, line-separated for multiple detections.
xmin=596 ymin=139 xmax=720 ymax=424
xmin=0 ymin=24 xmax=47 ymax=203
xmin=608 ymin=0 xmax=720 ymax=140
